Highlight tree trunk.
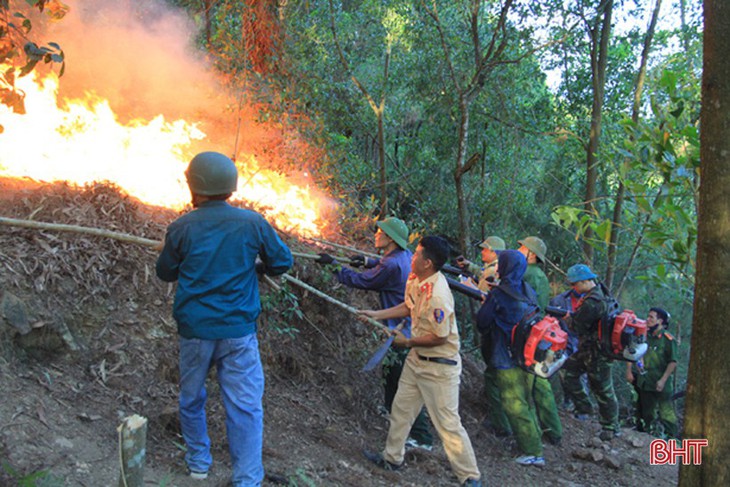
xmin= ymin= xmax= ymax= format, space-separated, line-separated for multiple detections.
xmin=454 ymin=95 xmax=471 ymax=254
xmin=328 ymin=0 xmax=391 ymax=218
xmin=605 ymin=0 xmax=662 ymax=290
xmin=377 ymin=109 xmax=388 ymax=216
xmin=204 ymin=0 xmax=213 ymax=47
xmin=582 ymin=0 xmax=613 ymax=263
xmin=679 ymin=1 xmax=730 ymax=484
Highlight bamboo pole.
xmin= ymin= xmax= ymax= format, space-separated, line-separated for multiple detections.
xmin=291 ymin=251 xmax=362 ymax=266
xmin=277 ymin=274 xmax=388 ymax=333
xmin=2 ymin=217 xmax=387 ymax=333
xmin=0 ymin=216 xmax=160 ymax=248
xmin=304 ymin=237 xmax=380 ymax=259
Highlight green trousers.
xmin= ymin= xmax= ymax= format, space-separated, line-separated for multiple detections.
xmin=533 ymin=376 xmax=562 ymax=442
xmin=484 ymin=366 xmax=512 ymax=435
xmin=638 ymin=389 xmax=678 ymax=438
xmin=495 ymin=367 xmax=543 ymax=457
xmin=383 ymin=347 xmax=433 ymax=445
xmin=563 ymin=350 xmax=619 ymax=431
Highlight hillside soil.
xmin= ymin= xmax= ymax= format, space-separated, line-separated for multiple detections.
xmin=0 ymin=179 xmax=679 ymax=486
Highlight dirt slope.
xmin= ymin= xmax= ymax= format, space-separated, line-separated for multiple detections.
xmin=0 ymin=179 xmax=678 ymax=486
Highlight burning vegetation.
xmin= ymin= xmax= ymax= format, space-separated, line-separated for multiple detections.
xmin=1 ymin=0 xmax=333 ymax=238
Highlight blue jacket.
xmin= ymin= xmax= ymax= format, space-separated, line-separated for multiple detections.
xmin=476 ymin=250 xmax=537 ymax=369
xmin=335 ymin=248 xmax=412 ymax=336
xmin=156 ymin=200 xmax=293 ymax=339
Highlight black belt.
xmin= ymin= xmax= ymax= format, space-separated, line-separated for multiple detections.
xmin=418 ymin=354 xmax=457 ymax=366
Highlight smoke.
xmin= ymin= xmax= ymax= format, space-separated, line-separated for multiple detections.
xmin=42 ymin=0 xmax=234 ymax=147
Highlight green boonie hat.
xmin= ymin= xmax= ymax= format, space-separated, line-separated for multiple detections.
xmin=376 ymin=217 xmax=409 ymax=249
xmin=185 ymin=151 xmax=239 ymax=196
xmin=518 ymin=236 xmax=547 ymax=263
xmin=479 ymin=236 xmax=505 ymax=251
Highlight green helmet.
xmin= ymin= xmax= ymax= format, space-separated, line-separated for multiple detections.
xmin=518 ymin=236 xmax=547 ymax=263
xmin=185 ymin=151 xmax=238 ymax=196
xmin=376 ymin=217 xmax=409 ymax=249
xmin=479 ymin=236 xmax=505 ymax=251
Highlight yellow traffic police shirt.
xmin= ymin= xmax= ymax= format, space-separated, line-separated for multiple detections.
xmin=405 ymin=271 xmax=460 ymax=359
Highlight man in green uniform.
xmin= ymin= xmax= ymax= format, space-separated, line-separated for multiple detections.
xmin=457 ymin=236 xmax=511 ymax=437
xmin=562 ymin=264 xmax=620 ymax=441
xmin=457 ymin=236 xmax=504 ymax=292
xmin=626 ymin=307 xmax=678 ymax=438
xmin=517 ymin=237 xmax=551 ymax=310
xmin=517 ymin=236 xmax=562 ymax=445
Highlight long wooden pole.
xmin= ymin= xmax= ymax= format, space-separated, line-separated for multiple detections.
xmin=304 ymin=237 xmax=380 ymax=259
xmin=0 ymin=216 xmax=160 ymax=247
xmin=277 ymin=274 xmax=388 ymax=333
xmin=1 ymin=217 xmax=387 ymax=333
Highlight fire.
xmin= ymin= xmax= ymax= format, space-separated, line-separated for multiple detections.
xmin=0 ymin=69 xmax=325 ymax=237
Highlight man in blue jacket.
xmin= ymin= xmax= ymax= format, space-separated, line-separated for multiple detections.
xmin=317 ymin=217 xmax=432 ymax=450
xmin=157 ymin=151 xmax=292 ymax=487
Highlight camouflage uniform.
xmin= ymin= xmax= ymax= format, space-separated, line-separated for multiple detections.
xmin=630 ymin=330 xmax=679 ymax=438
xmin=564 ymin=284 xmax=619 ymax=432
xmin=523 ymin=264 xmax=562 ymax=443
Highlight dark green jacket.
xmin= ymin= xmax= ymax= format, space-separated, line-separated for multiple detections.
xmin=568 ymin=284 xmax=607 ymax=345
xmin=636 ymin=330 xmax=678 ymax=394
xmin=524 ymin=264 xmax=550 ymax=311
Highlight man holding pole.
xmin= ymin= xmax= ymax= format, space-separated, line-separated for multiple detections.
xmin=156 ymin=151 xmax=293 ymax=486
xmin=359 ymin=236 xmax=482 ymax=487
xmin=316 ymin=217 xmax=433 ymax=450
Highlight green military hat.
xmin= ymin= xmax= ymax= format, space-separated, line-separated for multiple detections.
xmin=376 ymin=217 xmax=409 ymax=249
xmin=518 ymin=236 xmax=547 ymax=263
xmin=479 ymin=236 xmax=506 ymax=251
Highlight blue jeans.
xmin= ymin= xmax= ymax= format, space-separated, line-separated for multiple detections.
xmin=179 ymin=334 xmax=264 ymax=487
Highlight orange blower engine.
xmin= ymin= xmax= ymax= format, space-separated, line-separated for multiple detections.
xmin=511 ymin=315 xmax=569 ymax=378
xmin=598 ymin=309 xmax=648 ymax=362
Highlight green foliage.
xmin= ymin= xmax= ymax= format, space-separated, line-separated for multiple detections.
xmin=261 ymin=284 xmax=302 ymax=338
xmin=1 ymin=461 xmax=64 ymax=487
xmin=0 ymin=0 xmax=67 ymax=125
xmin=588 ymin=66 xmax=698 ymax=279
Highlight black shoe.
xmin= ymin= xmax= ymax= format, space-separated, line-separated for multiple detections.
xmin=363 ymin=449 xmax=401 ymax=471
xmin=462 ymin=478 xmax=482 ymax=487
xmin=546 ymin=435 xmax=562 ymax=446
xmin=599 ymin=429 xmax=621 ymax=441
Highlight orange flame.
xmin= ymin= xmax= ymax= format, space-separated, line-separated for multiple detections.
xmin=0 ymin=69 xmax=326 ymax=237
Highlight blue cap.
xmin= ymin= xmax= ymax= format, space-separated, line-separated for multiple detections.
xmin=567 ymin=264 xmax=597 ymax=284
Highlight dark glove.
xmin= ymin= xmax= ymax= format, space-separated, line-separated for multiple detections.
xmin=317 ymin=253 xmax=337 ymax=265
xmin=455 ymin=255 xmax=469 ymax=269
xmin=255 ymin=261 xmax=266 ymax=274
xmin=349 ymin=255 xmax=366 ymax=268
